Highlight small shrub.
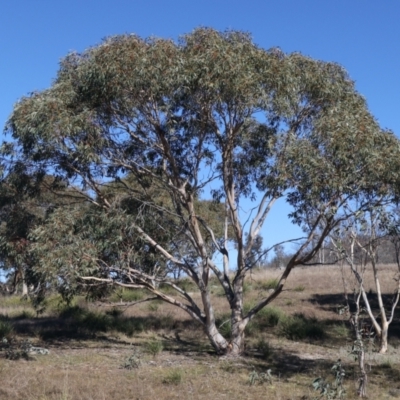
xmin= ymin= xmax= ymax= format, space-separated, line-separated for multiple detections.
xmin=248 ymin=368 xmax=273 ymax=386
xmin=81 ymin=311 xmax=111 ymax=333
xmin=258 ymin=306 xmax=285 ymax=327
xmin=0 ymin=320 xmax=14 ymax=339
xmin=177 ymin=279 xmax=197 ymax=293
xmin=279 ymin=314 xmax=326 ymax=341
xmin=113 ymin=318 xmax=142 ymax=337
xmin=243 ymin=305 xmax=285 ymax=337
xmin=145 ymin=339 xmax=163 ymax=356
xmin=256 ymin=338 xmax=273 ymax=360
xmin=162 ymin=369 xmax=183 ymax=385
xmin=122 ymin=349 xmax=142 ymax=369
xmin=312 ymin=359 xmax=346 ymax=399
xmin=293 ymin=285 xmax=305 ymax=292
xmin=59 ymin=306 xmax=112 ymax=333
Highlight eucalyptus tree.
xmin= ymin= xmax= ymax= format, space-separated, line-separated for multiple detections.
xmin=0 ymin=172 xmax=77 ymax=296
xmin=4 ymin=28 xmax=400 ymax=355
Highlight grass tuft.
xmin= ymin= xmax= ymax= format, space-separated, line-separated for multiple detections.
xmin=258 ymin=278 xmax=279 ymax=290
xmin=162 ymin=369 xmax=183 ymax=385
xmin=145 ymin=339 xmax=164 ymax=357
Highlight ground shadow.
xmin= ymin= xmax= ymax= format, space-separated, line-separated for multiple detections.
xmin=310 ymin=292 xmax=400 ymax=340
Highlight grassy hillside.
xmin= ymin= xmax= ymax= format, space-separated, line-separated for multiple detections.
xmin=1 ymin=265 xmax=400 ymax=399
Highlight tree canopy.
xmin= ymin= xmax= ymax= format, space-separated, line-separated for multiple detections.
xmin=3 ymin=28 xmax=400 ymax=355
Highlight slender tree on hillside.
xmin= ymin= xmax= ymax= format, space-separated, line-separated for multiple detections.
xmin=331 ymin=206 xmax=400 ymax=354
xmin=3 ymin=28 xmax=400 ymax=355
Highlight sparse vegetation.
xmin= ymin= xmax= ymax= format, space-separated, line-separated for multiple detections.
xmin=248 ymin=368 xmax=273 ymax=386
xmin=0 ymin=266 xmax=398 ymax=398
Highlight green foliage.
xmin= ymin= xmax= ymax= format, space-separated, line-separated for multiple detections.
xmin=331 ymin=323 xmax=349 ymax=339
xmin=279 ymin=314 xmax=326 ymax=341
xmin=0 ymin=320 xmax=14 ymax=339
xmin=293 ymin=285 xmax=305 ymax=292
xmin=258 ymin=306 xmax=285 ymax=327
xmin=1 ymin=338 xmax=31 ymax=360
xmin=248 ymin=368 xmax=273 ymax=386
xmin=242 ymin=281 xmax=252 ymax=294
xmin=258 ymin=278 xmax=279 ymax=290
xmin=176 ymin=278 xmax=197 ymax=293
xmin=244 ymin=305 xmax=285 ymax=336
xmin=145 ymin=339 xmax=164 ymax=357
xmin=4 ymin=27 xmax=400 ymax=354
xmin=121 ymin=349 xmax=142 ymax=370
xmin=58 ymin=305 xmax=142 ymax=337
xmin=216 ymin=313 xmax=231 ymax=339
xmin=312 ymin=360 xmax=346 ymax=399
xmin=256 ymin=338 xmax=273 ymax=360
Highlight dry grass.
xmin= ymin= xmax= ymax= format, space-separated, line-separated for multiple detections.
xmin=1 ymin=265 xmax=400 ymax=399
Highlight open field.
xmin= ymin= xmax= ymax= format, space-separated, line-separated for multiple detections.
xmin=1 ymin=265 xmax=400 ymax=399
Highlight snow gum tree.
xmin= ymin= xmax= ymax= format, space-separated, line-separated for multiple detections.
xmin=3 ymin=28 xmax=400 ymax=356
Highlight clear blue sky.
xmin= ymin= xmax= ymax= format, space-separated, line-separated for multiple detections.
xmin=1 ymin=0 xmax=399 ymax=251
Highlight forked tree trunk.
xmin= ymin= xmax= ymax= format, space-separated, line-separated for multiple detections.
xmin=205 ymin=320 xmax=247 ymax=356
xmin=201 ymin=285 xmax=229 ymax=354
xmin=203 ymin=306 xmax=248 ymax=356
xmin=227 ymin=275 xmax=247 ymax=356
xmin=204 ymin=322 xmax=229 ymax=354
xmin=378 ymin=321 xmax=389 ymax=354
xmin=230 ymin=318 xmax=247 ymax=355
